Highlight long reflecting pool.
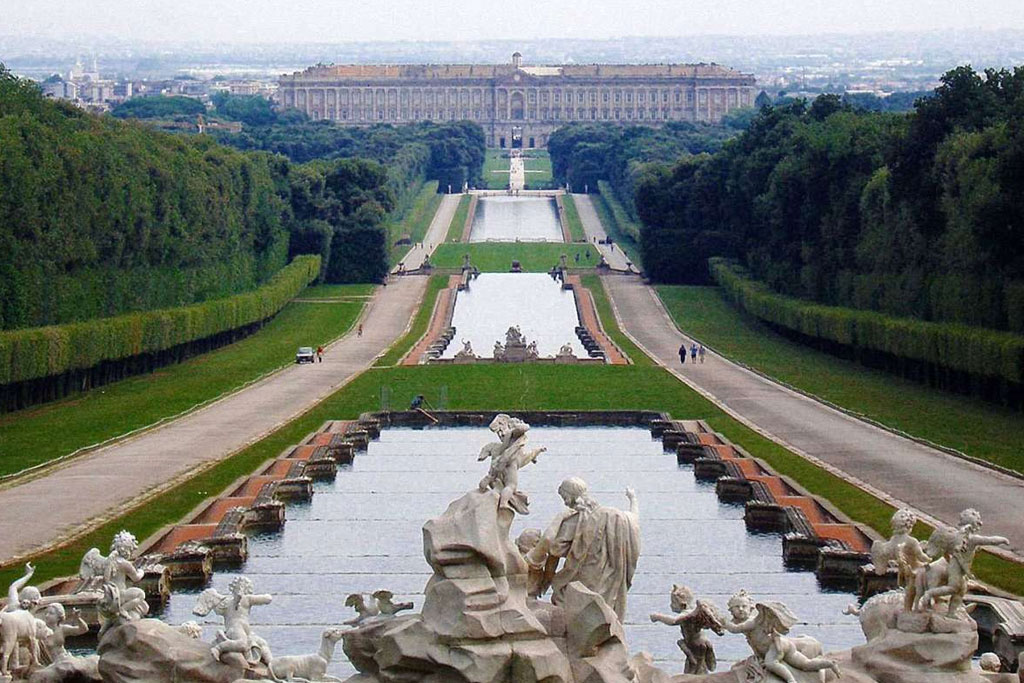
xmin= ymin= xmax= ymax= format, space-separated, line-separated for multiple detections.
xmin=160 ymin=427 xmax=862 ymax=677
xmin=441 ymin=273 xmax=586 ymax=358
xmin=469 ymin=196 xmax=563 ymax=242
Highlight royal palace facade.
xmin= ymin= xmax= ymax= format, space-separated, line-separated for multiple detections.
xmin=278 ymin=52 xmax=756 ymax=148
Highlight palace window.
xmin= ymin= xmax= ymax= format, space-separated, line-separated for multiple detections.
xmin=603 ymin=92 xmax=609 ymax=102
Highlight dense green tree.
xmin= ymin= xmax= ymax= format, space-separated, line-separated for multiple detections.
xmin=110 ymin=95 xmax=206 ymax=119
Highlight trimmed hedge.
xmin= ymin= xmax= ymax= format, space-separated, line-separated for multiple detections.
xmin=710 ymin=258 xmax=1024 ymax=388
xmin=0 ymin=256 xmax=320 ymax=386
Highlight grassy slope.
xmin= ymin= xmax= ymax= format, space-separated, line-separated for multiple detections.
xmin=388 ymin=181 xmax=442 ymax=267
xmin=299 ymin=284 xmax=375 ymax=299
xmin=657 ymin=286 xmax=1024 ymax=475
xmin=445 ymin=195 xmax=472 ymax=243
xmin=375 ymin=275 xmax=448 ymax=367
xmin=431 ymin=243 xmax=600 ymax=272
xmin=591 ymin=191 xmax=644 ymax=268
xmin=482 ymin=149 xmax=509 ymax=189
xmin=0 ymin=288 xmax=367 ymax=476
xmin=579 ymin=274 xmax=652 ymax=367
xmin=523 ymin=150 xmax=553 ymax=189
xmin=5 ymin=280 xmax=1022 ymax=595
xmin=561 ymin=195 xmax=587 ymax=242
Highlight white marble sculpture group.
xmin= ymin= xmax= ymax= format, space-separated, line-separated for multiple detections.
xmin=1 ymin=421 xmax=1019 ymax=683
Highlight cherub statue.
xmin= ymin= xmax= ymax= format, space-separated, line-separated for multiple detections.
xmin=343 ymin=593 xmax=379 ymax=626
xmin=650 ymin=584 xmax=724 ymax=674
xmin=525 ymin=341 xmax=539 ymax=359
xmin=1 ymin=563 xmax=46 ymax=678
xmin=515 ymin=528 xmax=553 ymax=598
xmin=477 ymin=413 xmax=546 ymax=514
xmin=912 ymin=508 xmax=1010 ymax=617
xmin=723 ymin=590 xmax=840 ymax=683
xmin=38 ymin=603 xmax=90 ymax=665
xmin=493 ymin=341 xmax=505 ymax=360
xmin=192 ymin=577 xmax=273 ymax=667
xmin=868 ymin=508 xmax=931 ymax=608
xmin=556 ymin=343 xmax=576 ymax=358
xmin=79 ymin=530 xmax=149 ymax=623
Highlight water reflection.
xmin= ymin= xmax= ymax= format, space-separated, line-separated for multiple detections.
xmin=159 ymin=427 xmax=862 ymax=677
xmin=441 ymin=273 xmax=586 ymax=358
xmin=469 ymin=196 xmax=563 ymax=242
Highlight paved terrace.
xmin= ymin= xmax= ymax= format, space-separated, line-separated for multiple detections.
xmin=0 ymin=276 xmax=429 ymax=564
xmin=570 ymin=198 xmax=1024 ymax=558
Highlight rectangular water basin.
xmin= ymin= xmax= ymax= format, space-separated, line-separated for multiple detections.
xmin=442 ymin=273 xmax=587 ymax=358
xmin=158 ymin=426 xmax=863 ymax=677
xmin=469 ymin=196 xmax=563 ymax=242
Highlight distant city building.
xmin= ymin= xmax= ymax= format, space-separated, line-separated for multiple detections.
xmin=278 ymin=53 xmax=756 ymax=148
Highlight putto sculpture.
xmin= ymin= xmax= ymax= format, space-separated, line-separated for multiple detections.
xmin=525 ymin=478 xmax=640 ymax=620
xmin=649 ymin=584 xmax=724 ymax=674
xmin=722 ymin=590 xmax=841 ymax=683
xmin=192 ymin=576 xmax=273 ymax=667
xmin=476 ymin=413 xmax=545 ymax=514
xmin=1 ymin=564 xmax=45 ymax=678
xmin=870 ymin=508 xmax=931 ymax=603
xmin=79 ymin=531 xmax=149 ymax=625
xmin=911 ymin=508 xmax=1009 ymax=617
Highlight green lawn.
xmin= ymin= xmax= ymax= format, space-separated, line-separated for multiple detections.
xmin=4 ymin=283 xmax=1023 ymax=596
xmin=561 ymin=195 xmax=587 ymax=242
xmin=431 ymin=243 xmax=600 ymax=272
xmin=375 ymin=275 xmax=448 ymax=367
xmin=0 ymin=287 xmax=367 ymax=478
xmin=482 ymin=149 xmax=510 ymax=189
xmin=299 ymin=284 xmax=375 ymax=299
xmin=590 ymin=189 xmax=644 ymax=269
xmin=657 ymin=286 xmax=1024 ymax=475
xmin=388 ymin=181 xmax=442 ymax=267
xmin=445 ymin=195 xmax=472 ymax=243
xmin=523 ymin=150 xmax=554 ymax=189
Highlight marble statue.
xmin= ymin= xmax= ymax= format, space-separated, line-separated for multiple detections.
xmin=79 ymin=531 xmax=149 ymax=625
xmin=515 ymin=528 xmax=551 ymax=598
xmin=493 ymin=340 xmax=505 ymax=358
xmin=911 ymin=508 xmax=1009 ymax=617
xmin=27 ymin=602 xmax=99 ymax=683
xmin=525 ymin=341 xmax=539 ymax=360
xmin=723 ymin=590 xmax=841 ymax=683
xmin=870 ymin=508 xmax=930 ymax=599
xmin=372 ymin=590 xmax=413 ymax=617
xmin=1 ymin=564 xmax=46 ymax=678
xmin=525 ymin=478 xmax=640 ymax=620
xmin=978 ymin=652 xmax=1001 ymax=672
xmin=649 ymin=584 xmax=724 ymax=674
xmin=454 ymin=339 xmax=477 ymax=360
xmin=477 ymin=414 xmax=546 ymax=514
xmin=556 ymin=343 xmax=577 ymax=359
xmin=343 ymin=594 xmax=379 ymax=625
xmin=269 ymin=628 xmax=344 ymax=682
xmin=192 ymin=577 xmax=273 ymax=668
xmin=505 ymin=326 xmax=525 ymax=347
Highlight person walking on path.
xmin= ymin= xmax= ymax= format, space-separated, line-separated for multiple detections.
xmin=698 ymin=344 xmax=706 ymax=364
xmin=678 ymin=343 xmax=687 ymax=365
xmin=357 ymin=324 xmax=363 ymax=337
xmin=690 ymin=343 xmax=698 ymax=363
xmin=316 ymin=345 xmax=324 ymax=363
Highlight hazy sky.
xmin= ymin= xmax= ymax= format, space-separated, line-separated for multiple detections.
xmin=5 ymin=0 xmax=1024 ymax=43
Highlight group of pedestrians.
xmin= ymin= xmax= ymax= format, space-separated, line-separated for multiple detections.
xmin=678 ymin=342 xmax=706 ymax=365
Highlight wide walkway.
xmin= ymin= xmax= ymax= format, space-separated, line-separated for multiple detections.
xmin=0 ymin=276 xmax=429 ymax=564
xmin=602 ymin=274 xmax=1024 ymax=558
xmin=393 ymin=193 xmax=461 ymax=273
xmin=571 ymin=195 xmax=1024 ymax=557
xmin=572 ymin=194 xmax=636 ymax=272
